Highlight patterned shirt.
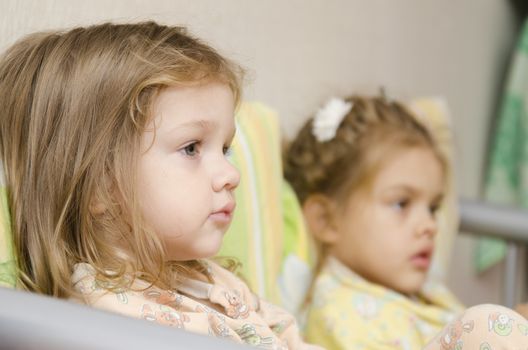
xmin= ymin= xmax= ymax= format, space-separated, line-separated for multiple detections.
xmin=72 ymin=260 xmax=320 ymax=350
xmin=304 ymin=257 xmax=464 ymax=350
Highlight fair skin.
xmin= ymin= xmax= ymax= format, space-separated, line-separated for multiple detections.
xmin=137 ymin=81 xmax=240 ymax=261
xmin=305 ymin=146 xmax=444 ymax=295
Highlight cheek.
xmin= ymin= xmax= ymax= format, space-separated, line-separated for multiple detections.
xmin=358 ymin=208 xmax=402 ymax=253
xmin=138 ymin=157 xmax=203 ymax=201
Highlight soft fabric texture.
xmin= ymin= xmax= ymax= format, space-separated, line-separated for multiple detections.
xmin=304 ymin=257 xmax=465 ymax=350
xmin=423 ymin=304 xmax=528 ymax=350
xmin=477 ymin=18 xmax=528 ymax=272
xmin=72 ymin=259 xmax=320 ymax=350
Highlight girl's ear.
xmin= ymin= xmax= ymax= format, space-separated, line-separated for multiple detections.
xmin=89 ymin=197 xmax=106 ymax=215
xmin=302 ymin=194 xmax=340 ymax=244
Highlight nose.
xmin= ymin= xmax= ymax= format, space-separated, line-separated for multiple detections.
xmin=417 ymin=210 xmax=438 ymax=238
xmin=212 ymin=158 xmax=240 ymax=192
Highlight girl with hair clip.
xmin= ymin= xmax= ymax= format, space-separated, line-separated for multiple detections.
xmin=0 ymin=21 xmax=320 ymax=349
xmin=284 ymin=96 xmax=528 ymax=349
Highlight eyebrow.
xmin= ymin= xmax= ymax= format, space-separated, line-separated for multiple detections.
xmin=167 ymin=119 xmax=237 ymax=139
xmin=383 ymin=185 xmax=444 ymax=202
xmin=168 ymin=120 xmax=215 ymax=133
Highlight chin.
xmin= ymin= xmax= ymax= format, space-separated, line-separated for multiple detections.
xmin=203 ymin=247 xmax=222 ymax=259
xmin=166 ymin=243 xmax=223 ymax=261
xmin=201 ymin=240 xmax=224 ymax=258
xmin=392 ymin=277 xmax=426 ymax=296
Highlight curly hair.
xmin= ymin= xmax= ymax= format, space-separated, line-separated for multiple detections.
xmin=285 ymin=95 xmax=443 ymax=204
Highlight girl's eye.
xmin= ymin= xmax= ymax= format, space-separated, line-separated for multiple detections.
xmin=182 ymin=142 xmax=200 ymax=157
xmin=430 ymin=203 xmax=441 ymax=215
xmin=223 ymin=145 xmax=232 ymax=157
xmin=392 ymin=199 xmax=409 ymax=211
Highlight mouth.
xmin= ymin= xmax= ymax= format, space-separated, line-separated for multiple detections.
xmin=209 ymin=201 xmax=236 ymax=224
xmin=410 ymin=246 xmax=434 ymax=270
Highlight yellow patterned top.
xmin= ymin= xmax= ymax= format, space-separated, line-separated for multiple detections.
xmin=304 ymin=257 xmax=465 ymax=350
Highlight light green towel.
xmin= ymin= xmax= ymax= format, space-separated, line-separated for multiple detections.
xmin=476 ymin=19 xmax=528 ymax=272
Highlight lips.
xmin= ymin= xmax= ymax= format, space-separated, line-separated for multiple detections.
xmin=209 ymin=201 xmax=236 ymax=224
xmin=410 ymin=246 xmax=434 ymax=270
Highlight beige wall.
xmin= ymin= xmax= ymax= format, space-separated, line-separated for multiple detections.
xmin=0 ymin=0 xmax=521 ymax=305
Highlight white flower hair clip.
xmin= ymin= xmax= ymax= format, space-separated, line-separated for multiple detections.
xmin=312 ymin=97 xmax=353 ymax=142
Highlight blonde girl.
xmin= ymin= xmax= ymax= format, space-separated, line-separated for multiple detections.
xmin=284 ymin=96 xmax=528 ymax=349
xmin=0 ymin=22 xmax=319 ymax=349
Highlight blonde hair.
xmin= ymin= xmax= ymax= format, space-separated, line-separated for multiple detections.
xmin=284 ymin=95 xmax=445 ymax=305
xmin=0 ymin=21 xmax=243 ymax=297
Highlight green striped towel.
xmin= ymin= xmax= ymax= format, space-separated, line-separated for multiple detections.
xmin=476 ymin=18 xmax=528 ymax=272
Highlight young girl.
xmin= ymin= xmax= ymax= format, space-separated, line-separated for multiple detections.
xmin=0 ymin=22 xmax=524 ymax=350
xmin=284 ymin=96 xmax=528 ymax=349
xmin=0 ymin=21 xmax=318 ymax=349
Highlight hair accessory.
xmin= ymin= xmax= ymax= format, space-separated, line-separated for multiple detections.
xmin=312 ymin=97 xmax=353 ymax=142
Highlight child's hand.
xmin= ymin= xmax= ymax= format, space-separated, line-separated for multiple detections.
xmin=514 ymin=303 xmax=528 ymax=319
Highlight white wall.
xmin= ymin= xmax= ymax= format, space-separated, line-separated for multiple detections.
xmin=0 ymin=0 xmax=521 ymax=305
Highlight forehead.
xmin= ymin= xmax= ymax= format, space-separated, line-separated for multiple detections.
xmin=149 ymin=82 xmax=235 ymax=130
xmin=371 ymin=147 xmax=445 ymax=195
